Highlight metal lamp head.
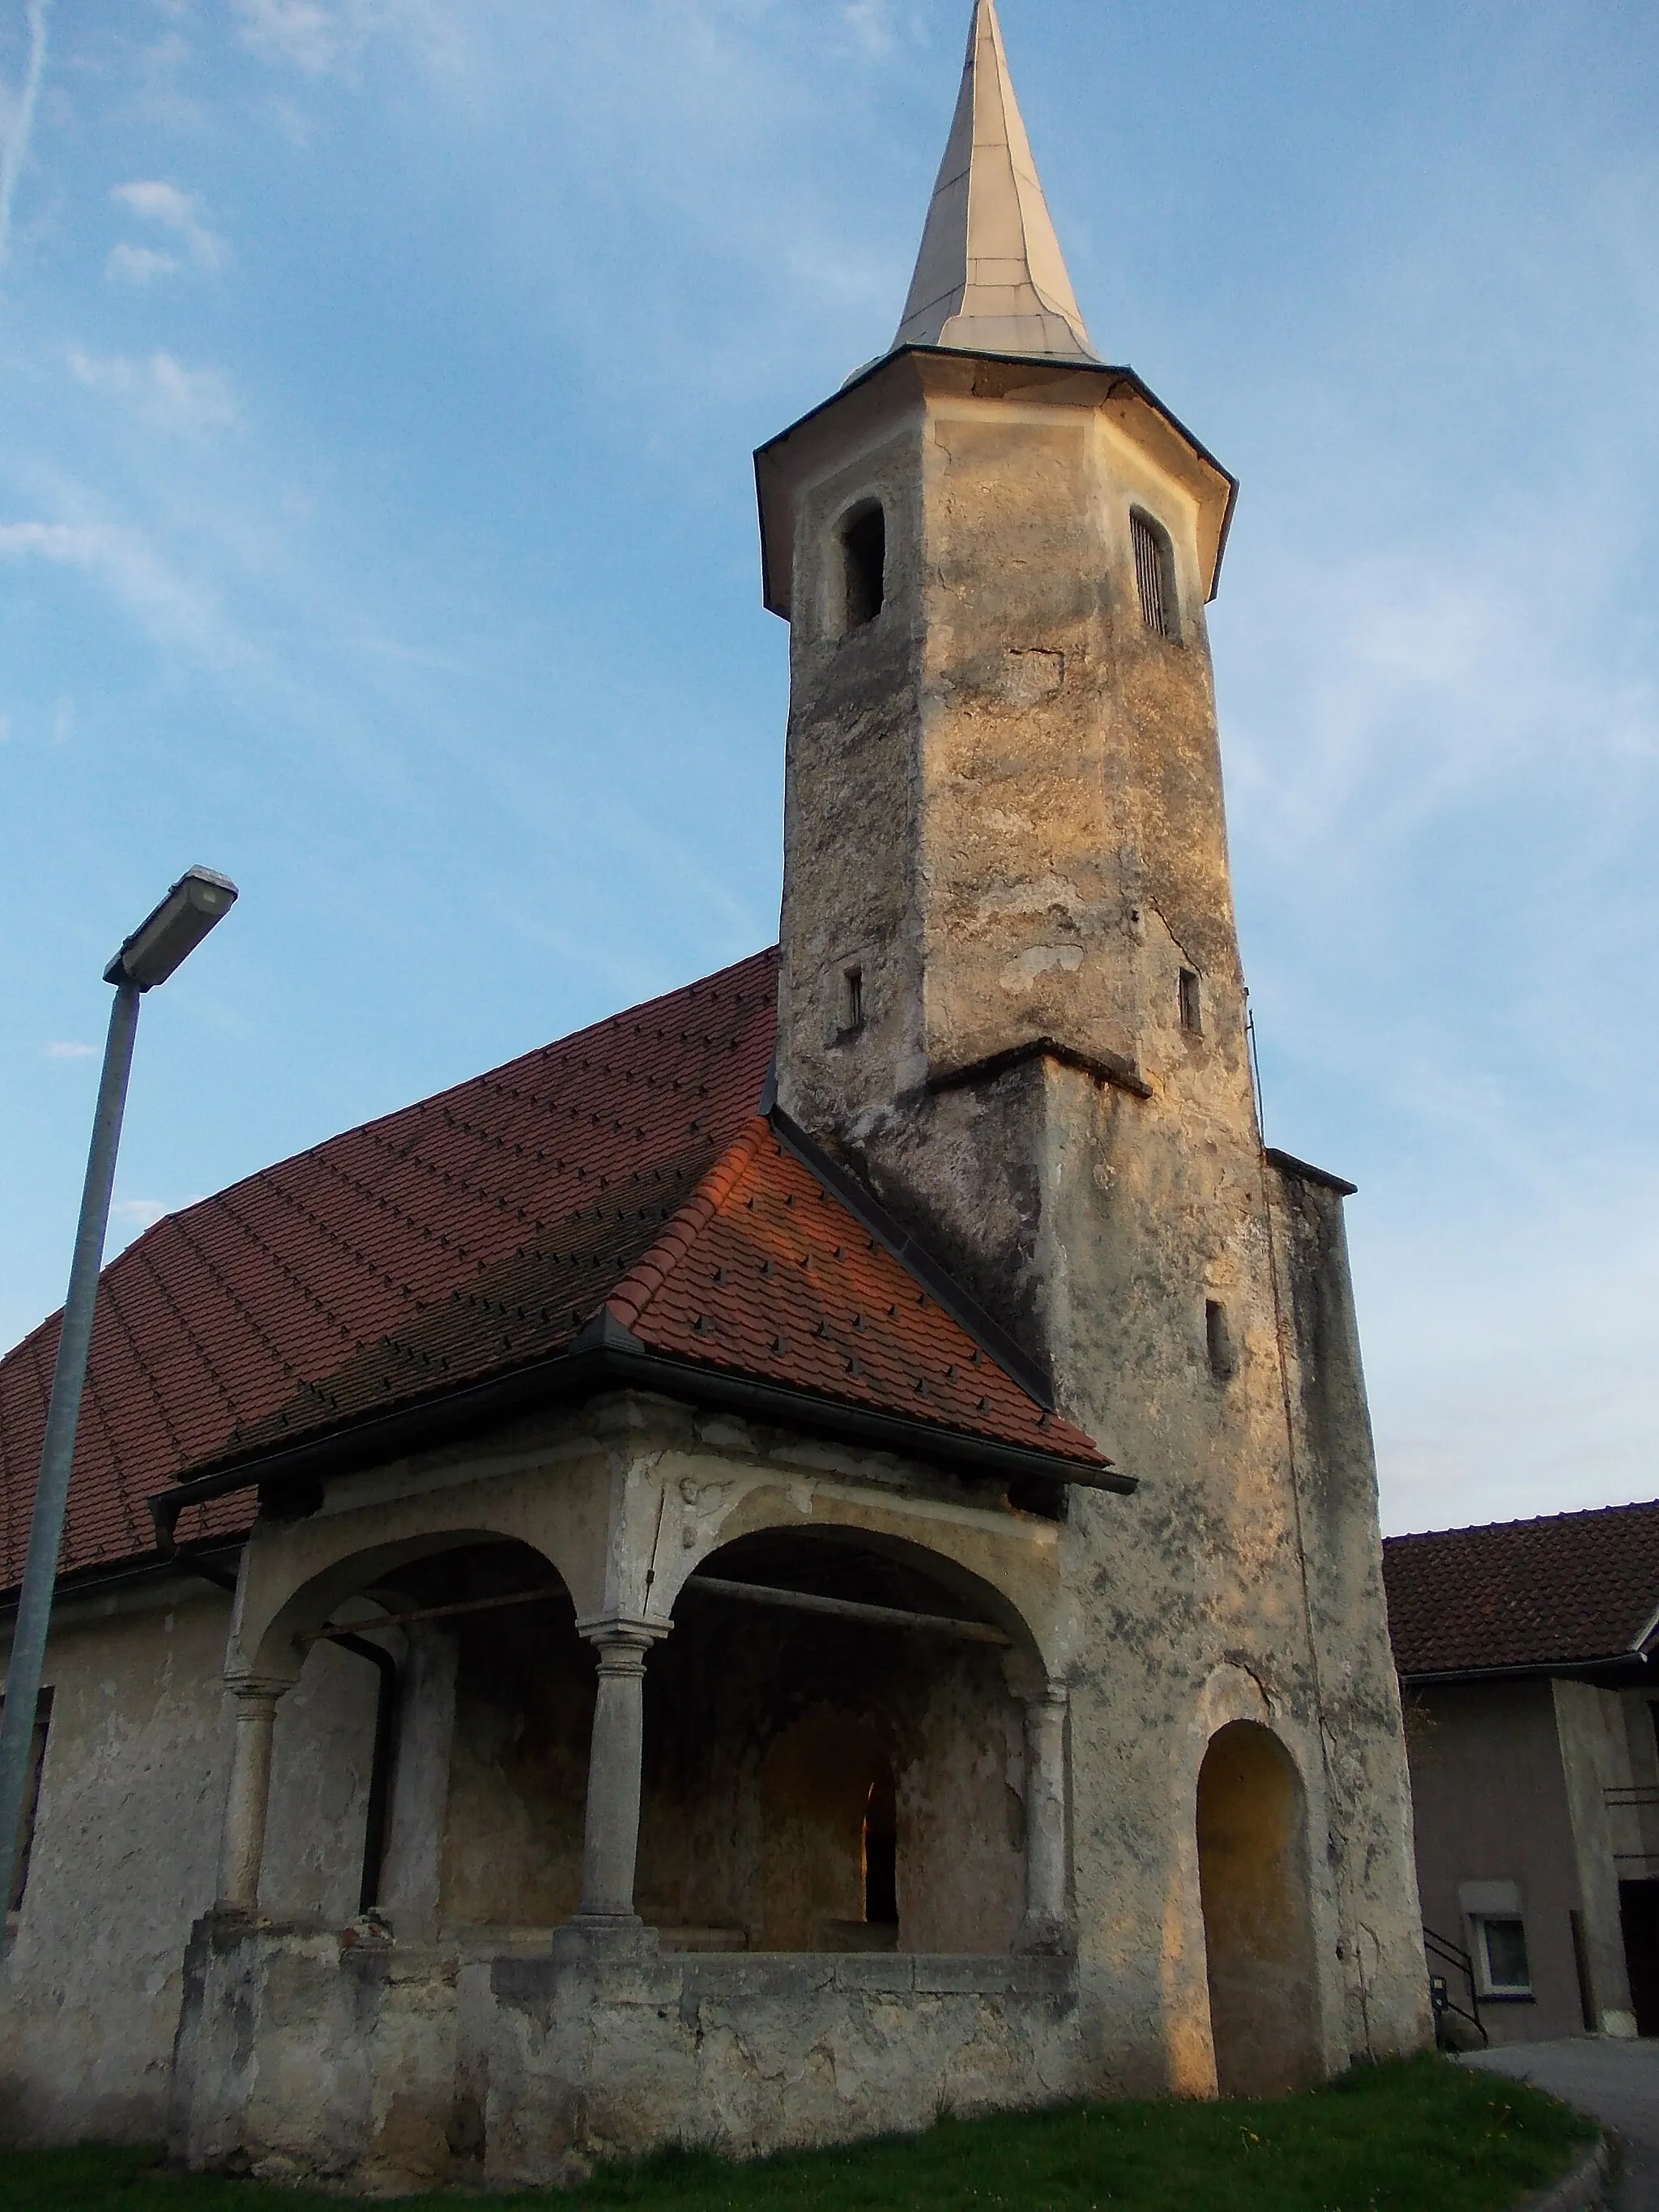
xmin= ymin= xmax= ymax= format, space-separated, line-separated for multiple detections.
xmin=104 ymin=867 xmax=239 ymax=991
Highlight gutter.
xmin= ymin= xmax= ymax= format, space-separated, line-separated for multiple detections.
xmin=148 ymin=1330 xmax=1135 ymax=1558
xmin=1398 ymin=1653 xmax=1645 ymax=1687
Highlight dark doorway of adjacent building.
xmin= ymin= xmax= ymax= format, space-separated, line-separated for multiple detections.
xmin=1619 ymin=1879 xmax=1659 ymax=2036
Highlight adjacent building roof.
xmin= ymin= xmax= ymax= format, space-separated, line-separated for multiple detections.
xmin=893 ymin=0 xmax=1097 ymax=362
xmin=0 ymin=948 xmax=1111 ymax=1596
xmin=1384 ymin=1500 xmax=1659 ymax=1678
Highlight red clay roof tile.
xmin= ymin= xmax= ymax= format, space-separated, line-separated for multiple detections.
xmin=1384 ymin=1499 xmax=1659 ymax=1677
xmin=0 ymin=948 xmax=1106 ymax=1589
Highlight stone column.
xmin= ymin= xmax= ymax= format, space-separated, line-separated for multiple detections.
xmin=1019 ymin=1681 xmax=1072 ymax=1953
xmin=378 ymin=1628 xmax=459 ymax=1943
xmin=216 ymin=1678 xmax=287 ymax=1915
xmin=573 ymin=1616 xmax=668 ymax=1928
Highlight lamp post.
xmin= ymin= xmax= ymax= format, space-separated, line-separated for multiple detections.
xmin=0 ymin=867 xmax=238 ymax=1912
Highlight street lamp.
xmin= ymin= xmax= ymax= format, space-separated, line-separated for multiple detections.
xmin=0 ymin=868 xmax=238 ymax=1912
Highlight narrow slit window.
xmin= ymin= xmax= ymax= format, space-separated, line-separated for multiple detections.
xmin=1205 ymin=1299 xmax=1235 ymax=1382
xmin=5 ymin=1687 xmax=52 ymax=1913
xmin=1132 ymin=509 xmax=1179 ymax=641
xmin=840 ymin=502 xmax=885 ymax=633
xmin=863 ymin=1772 xmax=898 ymax=1927
xmin=839 ymin=965 xmax=865 ymax=1036
xmin=1179 ymin=967 xmax=1202 ymax=1034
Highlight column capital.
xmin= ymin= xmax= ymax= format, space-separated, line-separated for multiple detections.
xmin=1026 ymin=1677 xmax=1070 ymax=1711
xmin=225 ymin=1674 xmax=292 ymax=1706
xmin=575 ymin=1613 xmax=672 ymax=1660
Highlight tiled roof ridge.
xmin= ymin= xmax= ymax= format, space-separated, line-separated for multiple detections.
xmin=1386 ymin=1497 xmax=1659 ymax=1545
xmin=603 ymin=1120 xmax=771 ymax=1335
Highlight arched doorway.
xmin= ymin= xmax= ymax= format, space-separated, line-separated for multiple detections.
xmin=1196 ymin=1720 xmax=1321 ymax=2095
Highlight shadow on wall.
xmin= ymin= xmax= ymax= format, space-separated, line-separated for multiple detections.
xmin=760 ymin=1709 xmax=898 ymax=1950
xmin=1196 ymin=1720 xmax=1322 ymax=2095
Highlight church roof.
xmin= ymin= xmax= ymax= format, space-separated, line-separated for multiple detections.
xmin=0 ymin=949 xmax=1111 ymax=1596
xmin=1384 ymin=1499 xmax=1659 ymax=1678
xmin=893 ymin=0 xmax=1097 ymax=362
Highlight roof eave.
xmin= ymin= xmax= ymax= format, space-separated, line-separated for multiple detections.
xmin=1398 ymin=1652 xmax=1655 ymax=1686
xmin=147 ymin=1332 xmax=1134 ymax=1557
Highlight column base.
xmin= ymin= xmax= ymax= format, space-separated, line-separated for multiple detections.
xmin=206 ymin=1902 xmax=258 ymax=1933
xmin=554 ymin=1914 xmax=661 ymax=1961
xmin=1014 ymin=1915 xmax=1076 ymax=1958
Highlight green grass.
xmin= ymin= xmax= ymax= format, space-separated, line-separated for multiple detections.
xmin=0 ymin=2056 xmax=1596 ymax=2211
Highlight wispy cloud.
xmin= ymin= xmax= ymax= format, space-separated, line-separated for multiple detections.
xmin=235 ymin=0 xmax=342 ymax=76
xmin=68 ymin=347 xmax=241 ymax=436
xmin=41 ymin=1039 xmax=94 ymax=1059
xmin=0 ymin=0 xmax=48 ymax=271
xmin=106 ymin=179 xmax=227 ymax=283
xmin=0 ymin=518 xmax=233 ymax=661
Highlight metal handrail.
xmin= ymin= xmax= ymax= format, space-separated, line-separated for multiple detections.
xmin=1423 ymin=1925 xmax=1487 ymax=2046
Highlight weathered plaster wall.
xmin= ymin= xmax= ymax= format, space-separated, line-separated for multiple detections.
xmin=0 ymin=1590 xmax=230 ymax=2145
xmin=0 ymin=1578 xmax=387 ymax=2146
xmin=1552 ymin=1678 xmax=1639 ymax=2037
xmin=441 ymin=1592 xmax=593 ymax=1932
xmin=262 ymin=1634 xmax=380 ymax=1923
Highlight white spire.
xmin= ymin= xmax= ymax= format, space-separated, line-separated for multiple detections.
xmin=893 ymin=0 xmax=1097 ymax=363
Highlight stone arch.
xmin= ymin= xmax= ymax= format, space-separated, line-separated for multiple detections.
xmin=646 ymin=1522 xmax=1038 ymax=1954
xmin=657 ymin=1490 xmax=1063 ymax=1684
xmin=1196 ymin=1720 xmax=1322 ymax=2095
xmin=237 ymin=1523 xmax=582 ymax=1686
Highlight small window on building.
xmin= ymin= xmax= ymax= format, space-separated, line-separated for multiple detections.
xmin=1205 ymin=1299 xmax=1235 ymax=1383
xmin=1179 ymin=967 xmax=1202 ymax=1034
xmin=5 ymin=1687 xmax=52 ymax=1914
xmin=1131 ymin=509 xmax=1179 ymax=642
xmin=840 ymin=501 xmax=885 ymax=633
xmin=1475 ymin=1916 xmax=1532 ymax=1997
xmin=838 ymin=965 xmax=865 ymax=1037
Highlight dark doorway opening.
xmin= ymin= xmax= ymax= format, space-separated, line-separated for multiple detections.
xmin=864 ymin=1767 xmax=898 ymax=1926
xmin=1619 ymin=1880 xmax=1659 ymax=2035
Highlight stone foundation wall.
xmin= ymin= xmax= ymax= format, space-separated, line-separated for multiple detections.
xmin=170 ymin=1921 xmax=1083 ymax=2193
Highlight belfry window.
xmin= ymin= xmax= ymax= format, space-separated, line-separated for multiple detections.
xmin=840 ymin=501 xmax=886 ymax=633
xmin=1131 ymin=509 xmax=1179 ymax=641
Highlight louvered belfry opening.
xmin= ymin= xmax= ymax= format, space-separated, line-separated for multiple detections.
xmin=1132 ymin=509 xmax=1178 ymax=641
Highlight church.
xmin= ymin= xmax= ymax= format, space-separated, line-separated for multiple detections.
xmin=0 ymin=2 xmax=1429 ymax=2188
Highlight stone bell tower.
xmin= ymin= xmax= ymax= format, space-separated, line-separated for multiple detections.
xmin=761 ymin=0 xmax=1244 ymax=1375
xmin=761 ymin=0 xmax=1431 ymax=2089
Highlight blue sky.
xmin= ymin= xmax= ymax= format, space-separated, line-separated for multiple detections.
xmin=1 ymin=0 xmax=1655 ymax=1536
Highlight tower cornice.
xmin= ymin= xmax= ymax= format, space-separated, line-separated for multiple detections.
xmin=754 ymin=346 xmax=1238 ymax=621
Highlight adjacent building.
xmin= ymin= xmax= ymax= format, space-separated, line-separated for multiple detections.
xmin=1384 ymin=1502 xmax=1659 ymax=2046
